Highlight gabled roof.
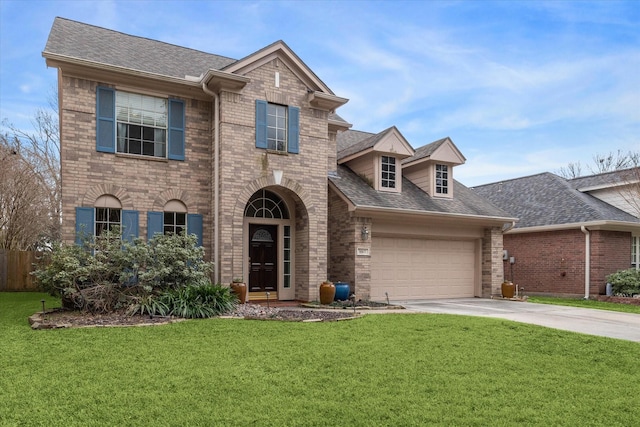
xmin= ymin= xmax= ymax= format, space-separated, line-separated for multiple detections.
xmin=337 ymin=126 xmax=414 ymax=162
xmin=43 ymin=17 xmax=236 ymax=79
xmin=403 ymin=137 xmax=466 ymax=167
xmin=43 ymin=17 xmax=347 ymax=110
xmin=329 ymin=165 xmax=514 ymax=222
xmin=223 ymin=40 xmax=336 ymax=96
xmin=473 ymin=172 xmax=640 ymax=229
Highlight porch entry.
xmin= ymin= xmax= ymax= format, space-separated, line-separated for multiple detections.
xmin=243 ymin=188 xmax=295 ymax=301
xmin=249 ymin=224 xmax=277 ymax=293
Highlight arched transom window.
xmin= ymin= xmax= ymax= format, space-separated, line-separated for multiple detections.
xmin=244 ymin=189 xmax=289 ymax=219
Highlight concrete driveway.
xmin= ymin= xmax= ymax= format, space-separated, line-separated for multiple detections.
xmin=392 ymin=298 xmax=640 ymax=343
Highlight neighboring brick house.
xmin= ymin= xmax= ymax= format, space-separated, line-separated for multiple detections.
xmin=474 ymin=169 xmax=640 ymax=298
xmin=43 ymin=17 xmax=515 ymax=302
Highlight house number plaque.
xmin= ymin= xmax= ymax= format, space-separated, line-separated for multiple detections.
xmin=356 ymin=247 xmax=370 ymax=256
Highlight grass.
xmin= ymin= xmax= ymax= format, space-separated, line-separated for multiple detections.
xmin=529 ymin=296 xmax=640 ymax=314
xmin=2 ymin=292 xmax=640 ymax=426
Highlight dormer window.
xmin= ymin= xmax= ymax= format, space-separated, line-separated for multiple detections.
xmin=381 ymin=156 xmax=396 ymax=189
xmin=435 ymin=164 xmax=449 ymax=194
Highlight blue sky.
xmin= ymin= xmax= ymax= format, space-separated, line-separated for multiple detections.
xmin=1 ymin=0 xmax=638 ymax=186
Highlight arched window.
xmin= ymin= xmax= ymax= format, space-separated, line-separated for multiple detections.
xmin=164 ymin=199 xmax=187 ymax=235
xmin=94 ymin=195 xmax=122 ymax=235
xmin=244 ymin=189 xmax=289 ymax=219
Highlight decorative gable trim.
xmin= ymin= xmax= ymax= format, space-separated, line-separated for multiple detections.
xmin=338 ymin=126 xmax=414 ymax=164
xmin=223 ymin=41 xmax=335 ymax=95
xmin=403 ymin=137 xmax=465 ymax=168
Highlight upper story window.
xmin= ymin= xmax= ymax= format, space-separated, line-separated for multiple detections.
xmin=267 ymin=104 xmax=287 ymax=152
xmin=116 ymin=92 xmax=167 ymax=158
xmin=255 ymin=100 xmax=299 ymax=154
xmin=96 ymin=86 xmax=185 ymax=161
xmin=435 ymin=164 xmax=449 ymax=195
xmin=381 ymin=156 xmax=396 ymax=189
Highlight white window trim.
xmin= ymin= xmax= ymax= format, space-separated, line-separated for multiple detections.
xmin=116 ymin=90 xmax=168 ymax=158
xmin=267 ymin=103 xmax=287 ymax=153
xmin=379 ymin=155 xmax=400 ymax=193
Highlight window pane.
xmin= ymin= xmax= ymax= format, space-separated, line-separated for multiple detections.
xmin=96 ymin=208 xmax=107 ymax=222
xmin=110 ymin=209 xmax=121 ymax=223
xmin=164 ymin=212 xmax=174 ymax=224
xmin=176 ymin=213 xmax=186 ymax=225
xmin=130 ymin=140 xmax=141 ymax=155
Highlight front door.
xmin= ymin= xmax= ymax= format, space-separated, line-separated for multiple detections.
xmin=249 ymin=224 xmax=278 ymax=292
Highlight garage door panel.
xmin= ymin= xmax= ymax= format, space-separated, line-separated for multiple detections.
xmin=371 ymin=237 xmax=476 ymax=300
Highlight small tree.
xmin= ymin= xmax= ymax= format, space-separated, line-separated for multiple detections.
xmin=1 ymin=91 xmax=61 ymax=249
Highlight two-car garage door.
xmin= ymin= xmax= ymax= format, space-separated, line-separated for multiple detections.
xmin=370 ymin=237 xmax=477 ymax=300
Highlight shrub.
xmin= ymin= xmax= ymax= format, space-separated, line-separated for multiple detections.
xmin=33 ymin=230 xmax=215 ymax=313
xmin=607 ymin=268 xmax=640 ymax=296
xmin=160 ymin=282 xmax=237 ymax=318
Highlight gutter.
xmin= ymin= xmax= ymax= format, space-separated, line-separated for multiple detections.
xmin=503 ymin=221 xmax=516 ymax=233
xmin=581 ymin=226 xmax=590 ymax=300
xmin=202 ymin=82 xmax=220 ymax=284
xmin=351 ymin=204 xmax=517 ymax=225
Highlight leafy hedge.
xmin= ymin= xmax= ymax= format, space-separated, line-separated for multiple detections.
xmin=607 ymin=268 xmax=640 ymax=296
xmin=33 ymin=230 xmax=236 ymax=317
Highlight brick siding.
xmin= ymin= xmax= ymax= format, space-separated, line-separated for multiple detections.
xmin=503 ymin=229 xmax=632 ymax=296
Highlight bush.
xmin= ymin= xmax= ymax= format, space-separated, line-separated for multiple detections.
xmin=33 ymin=230 xmax=215 ymax=313
xmin=607 ymin=268 xmax=640 ymax=296
xmin=157 ymin=282 xmax=236 ymax=318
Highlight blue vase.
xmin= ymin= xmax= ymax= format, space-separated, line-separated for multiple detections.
xmin=334 ymin=282 xmax=350 ymax=301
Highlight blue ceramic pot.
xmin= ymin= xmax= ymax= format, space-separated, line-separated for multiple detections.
xmin=334 ymin=282 xmax=350 ymax=301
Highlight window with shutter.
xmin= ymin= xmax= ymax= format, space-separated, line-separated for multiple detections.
xmin=255 ymin=100 xmax=299 ymax=154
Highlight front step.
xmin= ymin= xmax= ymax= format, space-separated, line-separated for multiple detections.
xmin=248 ymin=291 xmax=278 ymax=301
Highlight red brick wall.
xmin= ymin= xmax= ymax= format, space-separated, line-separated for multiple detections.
xmin=591 ymin=230 xmax=632 ymax=294
xmin=504 ymin=229 xmax=632 ymax=296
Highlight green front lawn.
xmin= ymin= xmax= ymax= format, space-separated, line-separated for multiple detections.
xmin=2 ymin=292 xmax=639 ymax=426
xmin=529 ymin=296 xmax=640 ymax=314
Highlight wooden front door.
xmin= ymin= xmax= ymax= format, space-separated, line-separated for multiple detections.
xmin=249 ymin=224 xmax=278 ymax=292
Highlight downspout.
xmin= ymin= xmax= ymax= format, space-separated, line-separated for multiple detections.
xmin=581 ymin=226 xmax=590 ymax=300
xmin=503 ymin=221 xmax=516 ymax=233
xmin=202 ymin=82 xmax=220 ymax=283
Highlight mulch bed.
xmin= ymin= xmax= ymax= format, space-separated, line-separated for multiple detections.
xmin=30 ymin=304 xmax=360 ymax=329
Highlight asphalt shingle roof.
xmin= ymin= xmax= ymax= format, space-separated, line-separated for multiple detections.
xmin=330 ymin=165 xmax=512 ymax=219
xmin=336 ymin=127 xmax=397 ymax=160
xmin=402 ymin=137 xmax=448 ymax=164
xmin=43 ymin=17 xmax=237 ymax=79
xmin=569 ymin=167 xmax=639 ymax=190
xmin=473 ymin=172 xmax=640 ymax=228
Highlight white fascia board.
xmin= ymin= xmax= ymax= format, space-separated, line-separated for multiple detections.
xmin=351 ymin=205 xmax=517 ymax=226
xmin=507 ymin=220 xmax=640 ymax=234
xmin=43 ymin=52 xmax=202 ymax=88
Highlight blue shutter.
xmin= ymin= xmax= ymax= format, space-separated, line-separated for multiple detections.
xmin=96 ymin=87 xmax=115 ymax=153
xmin=168 ymin=98 xmax=185 ymax=160
xmin=287 ymin=105 xmax=300 ymax=154
xmin=147 ymin=211 xmax=164 ymax=240
xmin=187 ymin=214 xmax=203 ymax=247
xmin=75 ymin=207 xmax=94 ymax=245
xmin=122 ymin=210 xmax=139 ymax=242
xmin=255 ymin=100 xmax=267 ymax=149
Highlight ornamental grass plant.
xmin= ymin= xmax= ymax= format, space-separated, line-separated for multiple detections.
xmin=2 ymin=292 xmax=640 ymax=426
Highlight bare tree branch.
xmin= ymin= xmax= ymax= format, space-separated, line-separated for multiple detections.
xmin=0 ymin=88 xmax=60 ymax=249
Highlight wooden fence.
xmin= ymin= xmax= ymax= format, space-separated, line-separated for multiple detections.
xmin=0 ymin=250 xmax=43 ymax=291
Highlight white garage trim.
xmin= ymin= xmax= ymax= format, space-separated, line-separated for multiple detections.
xmin=371 ymin=236 xmax=478 ymax=300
